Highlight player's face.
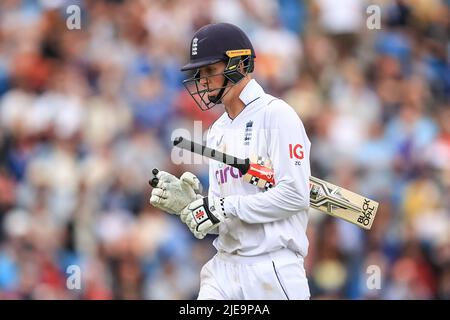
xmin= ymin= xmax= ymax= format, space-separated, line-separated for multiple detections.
xmin=198 ymin=62 xmax=226 ymax=99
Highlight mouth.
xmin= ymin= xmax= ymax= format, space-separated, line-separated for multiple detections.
xmin=208 ymin=88 xmax=221 ymax=96
xmin=207 ymin=88 xmax=222 ymax=102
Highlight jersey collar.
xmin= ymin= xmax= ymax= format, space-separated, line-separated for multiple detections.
xmin=239 ymin=79 xmax=265 ymax=107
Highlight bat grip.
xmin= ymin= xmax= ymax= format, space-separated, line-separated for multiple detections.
xmin=173 ymin=136 xmax=250 ymax=174
xmin=173 ymin=136 xmax=184 ymax=147
xmin=232 ymin=160 xmax=250 ymax=175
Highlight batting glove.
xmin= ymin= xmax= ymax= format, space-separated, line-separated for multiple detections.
xmin=180 ymin=196 xmax=228 ymax=239
xmin=149 ymin=170 xmax=202 ymax=215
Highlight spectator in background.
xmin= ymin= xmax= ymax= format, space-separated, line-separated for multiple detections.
xmin=0 ymin=0 xmax=448 ymax=300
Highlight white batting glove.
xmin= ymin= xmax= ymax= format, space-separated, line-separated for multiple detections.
xmin=150 ymin=170 xmax=202 ymax=215
xmin=180 ymin=196 xmax=228 ymax=239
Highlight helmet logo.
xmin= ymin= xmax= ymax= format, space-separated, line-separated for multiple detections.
xmin=192 ymin=37 xmax=198 ymax=56
xmin=226 ymin=49 xmax=252 ymax=58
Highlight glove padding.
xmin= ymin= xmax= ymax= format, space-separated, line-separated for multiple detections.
xmin=180 ymin=196 xmax=227 ymax=239
xmin=150 ymin=171 xmax=202 ymax=215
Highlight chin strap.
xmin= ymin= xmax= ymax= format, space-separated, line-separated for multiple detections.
xmin=208 ymin=77 xmax=229 ymax=104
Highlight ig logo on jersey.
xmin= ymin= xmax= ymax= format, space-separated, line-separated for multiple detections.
xmin=289 ymin=144 xmax=304 ymax=159
xmin=289 ymin=143 xmax=303 ymax=166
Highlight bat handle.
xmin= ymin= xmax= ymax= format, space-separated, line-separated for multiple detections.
xmin=173 ymin=137 xmax=183 ymax=146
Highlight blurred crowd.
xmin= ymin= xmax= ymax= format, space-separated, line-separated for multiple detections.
xmin=0 ymin=0 xmax=449 ymax=300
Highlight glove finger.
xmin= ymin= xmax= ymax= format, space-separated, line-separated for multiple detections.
xmin=180 ymin=172 xmax=200 ymax=191
xmin=151 ymin=188 xmax=167 ymax=199
xmin=156 ymin=180 xmax=168 ymax=189
xmin=150 ymin=197 xmax=178 ymax=215
xmin=159 ymin=198 xmax=179 ymax=215
xmin=156 ymin=171 xmax=177 ymax=183
xmin=150 ymin=194 xmax=162 ymax=206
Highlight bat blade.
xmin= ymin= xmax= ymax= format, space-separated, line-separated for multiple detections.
xmin=309 ymin=176 xmax=378 ymax=230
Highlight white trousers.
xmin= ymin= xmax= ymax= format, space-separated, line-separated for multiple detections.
xmin=197 ymin=248 xmax=310 ymax=300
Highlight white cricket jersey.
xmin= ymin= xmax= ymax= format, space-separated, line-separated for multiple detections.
xmin=206 ymin=79 xmax=311 ymax=257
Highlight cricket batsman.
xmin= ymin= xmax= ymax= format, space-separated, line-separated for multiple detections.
xmin=150 ymin=23 xmax=311 ymax=300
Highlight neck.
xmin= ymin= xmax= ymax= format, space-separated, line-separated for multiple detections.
xmin=224 ymin=77 xmax=251 ymax=120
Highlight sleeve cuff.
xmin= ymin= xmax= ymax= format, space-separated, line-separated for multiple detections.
xmin=223 ymin=195 xmax=240 ymax=217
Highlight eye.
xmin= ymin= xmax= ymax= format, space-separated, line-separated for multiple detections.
xmin=198 ymin=69 xmax=207 ymax=78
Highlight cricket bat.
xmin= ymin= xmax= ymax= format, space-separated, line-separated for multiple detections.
xmin=160 ymin=137 xmax=378 ymax=230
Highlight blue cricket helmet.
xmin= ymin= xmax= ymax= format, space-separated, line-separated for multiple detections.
xmin=181 ymin=23 xmax=256 ymax=72
xmin=181 ymin=23 xmax=256 ymax=111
